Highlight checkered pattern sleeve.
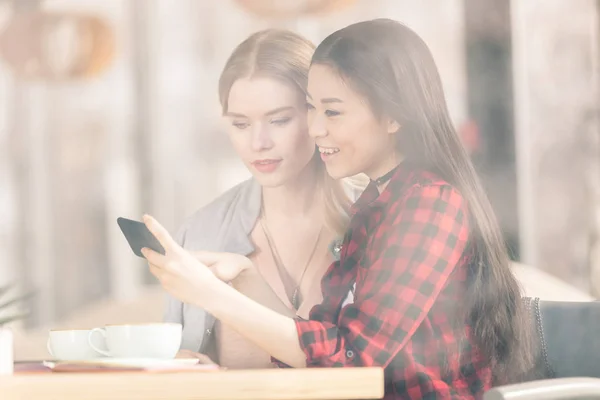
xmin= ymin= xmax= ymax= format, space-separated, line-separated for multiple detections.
xmin=291 ymin=184 xmax=470 ymax=368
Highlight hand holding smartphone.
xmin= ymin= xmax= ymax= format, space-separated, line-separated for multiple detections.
xmin=117 ymin=217 xmax=165 ymax=258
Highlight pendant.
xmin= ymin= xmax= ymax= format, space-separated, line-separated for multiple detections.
xmin=333 ymin=242 xmax=342 ymax=257
xmin=292 ymin=288 xmax=300 ymax=310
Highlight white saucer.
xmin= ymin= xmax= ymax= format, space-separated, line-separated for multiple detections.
xmin=44 ymin=358 xmax=199 ymax=369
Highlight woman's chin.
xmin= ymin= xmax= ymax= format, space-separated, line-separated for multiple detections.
xmin=323 ymin=163 xmax=353 ymax=180
xmin=250 ymin=171 xmax=288 ymax=188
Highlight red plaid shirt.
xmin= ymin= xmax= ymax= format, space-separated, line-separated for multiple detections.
xmin=274 ymin=164 xmax=492 ymax=399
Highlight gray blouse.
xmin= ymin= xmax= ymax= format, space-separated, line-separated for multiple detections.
xmin=163 ymin=178 xmax=353 ymax=353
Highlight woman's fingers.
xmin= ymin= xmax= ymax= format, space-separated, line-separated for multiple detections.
xmin=141 ymin=247 xmax=167 ymax=267
xmin=175 ymin=350 xmax=217 ymax=365
xmin=148 ymin=263 xmax=165 ymax=279
xmin=195 ymin=353 xmax=217 ymax=365
xmin=143 ymin=214 xmax=181 ymax=253
xmin=175 ymin=349 xmax=197 ymax=359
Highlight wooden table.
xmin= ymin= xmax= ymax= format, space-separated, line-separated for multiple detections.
xmin=1 ymin=367 xmax=384 ymax=400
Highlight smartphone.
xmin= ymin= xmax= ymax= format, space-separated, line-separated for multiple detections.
xmin=117 ymin=217 xmax=165 ymax=258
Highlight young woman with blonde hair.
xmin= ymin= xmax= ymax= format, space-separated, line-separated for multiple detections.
xmin=164 ymin=29 xmax=362 ymax=369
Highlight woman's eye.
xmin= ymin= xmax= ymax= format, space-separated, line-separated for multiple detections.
xmin=271 ymin=117 xmax=291 ymax=126
xmin=325 ymin=109 xmax=341 ymax=117
xmin=232 ymin=121 xmax=249 ymax=130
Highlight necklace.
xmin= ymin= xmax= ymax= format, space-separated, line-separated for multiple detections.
xmin=259 ymin=207 xmax=323 ymax=310
xmin=371 ymin=164 xmax=400 ymax=186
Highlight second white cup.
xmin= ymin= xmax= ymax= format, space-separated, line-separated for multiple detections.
xmin=48 ymin=329 xmax=106 ymax=360
xmin=88 ymin=323 xmax=182 ymax=359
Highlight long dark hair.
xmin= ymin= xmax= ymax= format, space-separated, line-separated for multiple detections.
xmin=312 ymin=19 xmax=534 ymax=383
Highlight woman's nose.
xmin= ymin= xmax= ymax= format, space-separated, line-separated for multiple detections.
xmin=251 ymin=125 xmax=274 ymax=151
xmin=308 ymin=114 xmax=327 ymax=139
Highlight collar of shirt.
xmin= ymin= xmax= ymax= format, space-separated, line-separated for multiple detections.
xmin=349 ymin=162 xmax=416 ymax=217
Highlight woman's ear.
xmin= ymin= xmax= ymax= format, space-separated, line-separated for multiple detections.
xmin=387 ymin=118 xmax=400 ymax=135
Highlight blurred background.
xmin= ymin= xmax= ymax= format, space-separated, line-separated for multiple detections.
xmin=0 ymin=0 xmax=598 ymax=359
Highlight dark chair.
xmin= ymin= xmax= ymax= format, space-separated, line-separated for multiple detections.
xmin=484 ymin=298 xmax=600 ymax=399
xmin=484 ymin=378 xmax=600 ymax=400
xmin=528 ymin=297 xmax=600 ymax=379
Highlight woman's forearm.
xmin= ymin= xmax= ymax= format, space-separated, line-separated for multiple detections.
xmin=198 ymin=271 xmax=307 ymax=368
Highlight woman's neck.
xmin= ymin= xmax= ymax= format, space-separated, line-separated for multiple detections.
xmin=261 ymin=160 xmax=322 ymax=222
xmin=368 ymin=152 xmax=403 ymax=194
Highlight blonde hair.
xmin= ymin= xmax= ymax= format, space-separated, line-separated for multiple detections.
xmin=218 ymin=29 xmax=358 ymax=235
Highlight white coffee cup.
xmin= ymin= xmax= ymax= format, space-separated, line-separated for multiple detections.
xmin=88 ymin=323 xmax=182 ymax=359
xmin=47 ymin=329 xmax=106 ymax=360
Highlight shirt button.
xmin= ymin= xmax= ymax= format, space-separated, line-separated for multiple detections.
xmin=346 ymin=350 xmax=354 ymax=359
xmin=206 ymin=329 xmax=212 ymax=336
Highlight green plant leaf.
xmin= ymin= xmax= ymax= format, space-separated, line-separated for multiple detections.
xmin=0 ymin=291 xmax=35 ymax=311
xmin=0 ymin=312 xmax=29 ymax=326
xmin=0 ymin=284 xmax=15 ymax=298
